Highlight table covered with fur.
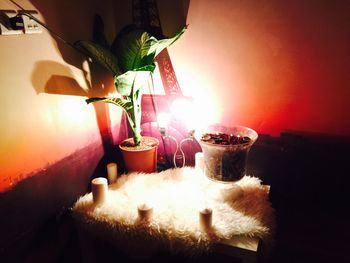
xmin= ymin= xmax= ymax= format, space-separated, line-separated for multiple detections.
xmin=73 ymin=167 xmax=274 ymax=256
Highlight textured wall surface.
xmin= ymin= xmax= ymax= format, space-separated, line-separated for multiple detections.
xmin=170 ymin=0 xmax=350 ymax=136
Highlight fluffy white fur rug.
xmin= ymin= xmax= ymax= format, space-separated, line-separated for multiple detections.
xmin=73 ymin=167 xmax=274 ymax=255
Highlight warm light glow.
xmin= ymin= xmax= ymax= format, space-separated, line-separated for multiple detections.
xmin=157 ymin=112 xmax=171 ymax=129
xmin=0 ymin=94 xmax=102 ymax=192
xmin=170 ymin=98 xmax=196 ymax=132
xmin=149 ymin=61 xmax=166 ymax=95
xmin=170 ymin=98 xmax=193 ymax=121
xmin=169 ymin=0 xmax=350 ymax=136
xmin=57 ymin=96 xmax=89 ymax=124
xmin=191 ymin=99 xmax=215 ymax=137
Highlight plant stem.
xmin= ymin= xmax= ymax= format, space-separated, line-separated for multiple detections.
xmin=130 ymin=74 xmax=142 ymax=146
xmin=130 ymin=103 xmax=142 ymax=146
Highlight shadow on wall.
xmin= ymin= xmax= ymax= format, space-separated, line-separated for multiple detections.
xmin=31 ymin=59 xmax=117 ymax=98
xmin=27 ymin=1 xmax=129 ymax=152
xmin=29 ymin=0 xmax=100 ymax=68
xmin=30 ymin=60 xmax=120 ymax=149
xmin=32 ymin=60 xmax=90 ymax=96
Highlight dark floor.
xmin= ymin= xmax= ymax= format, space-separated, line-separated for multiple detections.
xmin=2 ymin=131 xmax=350 ymax=263
xmin=259 ymin=132 xmax=350 ymax=263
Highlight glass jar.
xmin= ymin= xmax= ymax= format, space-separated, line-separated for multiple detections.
xmin=199 ymin=125 xmax=258 ymax=182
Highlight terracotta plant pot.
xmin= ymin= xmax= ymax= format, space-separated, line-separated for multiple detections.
xmin=119 ymin=136 xmax=159 ymax=173
xmin=199 ymin=126 xmax=258 ymax=182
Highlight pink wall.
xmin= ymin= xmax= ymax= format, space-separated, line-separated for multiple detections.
xmin=170 ymin=0 xmax=350 ymax=136
xmin=0 ymin=0 xmax=123 ymax=192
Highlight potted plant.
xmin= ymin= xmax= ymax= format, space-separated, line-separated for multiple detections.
xmin=76 ymin=25 xmax=186 ymax=173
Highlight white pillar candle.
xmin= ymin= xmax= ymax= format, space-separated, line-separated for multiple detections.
xmin=195 ymin=152 xmax=204 ymax=171
xmin=107 ymin=163 xmax=118 ymax=184
xmin=199 ymin=208 xmax=213 ymax=231
xmin=91 ymin=177 xmax=108 ymax=206
xmin=137 ymin=203 xmax=153 ymax=221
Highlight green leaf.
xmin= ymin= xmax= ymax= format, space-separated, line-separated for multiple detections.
xmin=150 ymin=26 xmax=187 ymax=57
xmin=86 ymin=97 xmax=132 ymax=112
xmin=112 ymin=26 xmax=186 ymax=72
xmin=114 ymin=65 xmax=155 ymax=96
xmin=75 ymin=40 xmax=121 ymax=76
xmin=113 ymin=29 xmax=157 ymax=72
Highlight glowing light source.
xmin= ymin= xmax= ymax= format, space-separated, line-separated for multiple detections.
xmin=157 ymin=98 xmax=198 ymax=167
xmin=157 ymin=112 xmax=171 ymax=131
xmin=170 ymin=98 xmax=196 ymax=133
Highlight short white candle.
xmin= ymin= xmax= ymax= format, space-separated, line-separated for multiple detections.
xmin=91 ymin=177 xmax=108 ymax=206
xmin=195 ymin=152 xmax=204 ymax=171
xmin=137 ymin=203 xmax=153 ymax=221
xmin=199 ymin=207 xmax=213 ymax=231
xmin=107 ymin=163 xmax=118 ymax=184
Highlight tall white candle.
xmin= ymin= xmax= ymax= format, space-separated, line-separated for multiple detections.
xmin=199 ymin=208 xmax=213 ymax=231
xmin=107 ymin=163 xmax=118 ymax=184
xmin=137 ymin=203 xmax=153 ymax=221
xmin=91 ymin=177 xmax=108 ymax=206
xmin=195 ymin=152 xmax=204 ymax=171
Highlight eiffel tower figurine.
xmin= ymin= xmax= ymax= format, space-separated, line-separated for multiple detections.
xmin=132 ymin=0 xmax=183 ymax=96
xmin=132 ymin=0 xmax=199 ymax=168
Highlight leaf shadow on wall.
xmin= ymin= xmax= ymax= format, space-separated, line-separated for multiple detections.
xmin=31 ymin=60 xmax=128 ymax=168
xmin=26 ymin=0 xmax=130 ymax=171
